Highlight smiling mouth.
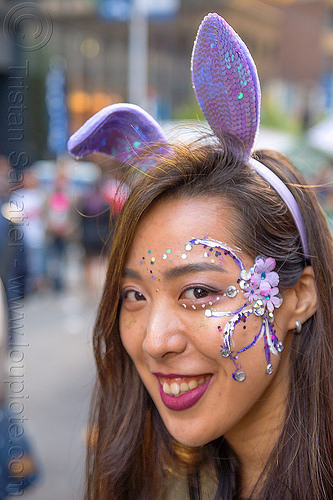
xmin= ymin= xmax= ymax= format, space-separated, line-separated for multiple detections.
xmin=159 ymin=375 xmax=212 ymax=397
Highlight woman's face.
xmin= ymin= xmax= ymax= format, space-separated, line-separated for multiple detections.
xmin=119 ymin=196 xmax=292 ymax=447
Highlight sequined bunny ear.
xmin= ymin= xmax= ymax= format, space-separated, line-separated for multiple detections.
xmin=191 ymin=13 xmax=261 ymax=160
xmin=67 ymin=103 xmax=169 ymax=167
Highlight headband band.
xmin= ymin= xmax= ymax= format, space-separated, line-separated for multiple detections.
xmin=249 ymin=157 xmax=309 ymax=257
xmin=67 ymin=13 xmax=309 ymax=259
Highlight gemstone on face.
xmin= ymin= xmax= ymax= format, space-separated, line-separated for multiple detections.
xmin=233 ymin=369 xmax=246 ymax=382
xmin=266 ymin=364 xmax=273 ymax=375
xmin=225 ymin=285 xmax=237 ymax=298
xmin=240 ymin=269 xmax=251 ymax=281
xmin=276 ymin=341 xmax=284 ymax=353
xmin=253 ymin=299 xmax=265 ymax=316
xmin=274 ymin=294 xmax=283 ymax=308
xmin=220 ymin=347 xmax=231 ymax=357
xmin=239 ymin=280 xmax=248 ymax=291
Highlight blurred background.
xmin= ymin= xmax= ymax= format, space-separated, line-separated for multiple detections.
xmin=0 ymin=0 xmax=332 ymax=498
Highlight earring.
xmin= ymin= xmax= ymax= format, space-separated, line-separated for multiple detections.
xmin=295 ymin=320 xmax=302 ymax=334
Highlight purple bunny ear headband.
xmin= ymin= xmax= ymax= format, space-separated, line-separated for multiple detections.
xmin=67 ymin=13 xmax=309 ymax=259
xmin=67 ymin=103 xmax=169 ymax=171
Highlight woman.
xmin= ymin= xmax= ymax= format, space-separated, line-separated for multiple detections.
xmin=68 ymin=14 xmax=333 ymax=500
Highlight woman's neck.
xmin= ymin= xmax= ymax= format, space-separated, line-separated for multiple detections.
xmin=224 ymin=357 xmax=290 ymax=497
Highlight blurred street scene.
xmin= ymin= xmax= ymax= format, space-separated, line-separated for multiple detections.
xmin=0 ymin=0 xmax=332 ymax=498
xmin=13 ymin=259 xmax=98 ymax=500
xmin=0 ymin=229 xmax=103 ymax=498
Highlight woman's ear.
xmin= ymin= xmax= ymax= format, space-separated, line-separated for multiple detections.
xmin=285 ymin=266 xmax=317 ymax=331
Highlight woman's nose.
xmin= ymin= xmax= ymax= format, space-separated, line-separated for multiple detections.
xmin=143 ymin=303 xmax=187 ymax=359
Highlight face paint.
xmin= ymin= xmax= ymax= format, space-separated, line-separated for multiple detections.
xmin=189 ymin=238 xmax=284 ymax=382
xmin=136 ymin=234 xmax=284 ymax=383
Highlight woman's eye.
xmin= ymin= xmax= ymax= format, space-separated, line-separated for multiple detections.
xmin=181 ymin=287 xmax=217 ymax=301
xmin=122 ymin=290 xmax=146 ymax=302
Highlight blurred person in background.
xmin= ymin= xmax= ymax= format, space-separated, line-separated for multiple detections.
xmin=11 ymin=169 xmax=46 ymax=295
xmin=45 ymin=170 xmax=77 ymax=292
xmin=78 ymin=180 xmax=110 ymax=291
xmin=0 ymin=157 xmax=26 ymax=331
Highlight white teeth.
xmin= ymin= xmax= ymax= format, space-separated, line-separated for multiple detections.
xmin=163 ymin=382 xmax=170 ymax=394
xmin=162 ymin=376 xmax=211 ymax=396
xmin=170 ymin=383 xmax=180 ymax=395
xmin=180 ymin=382 xmax=189 ymax=392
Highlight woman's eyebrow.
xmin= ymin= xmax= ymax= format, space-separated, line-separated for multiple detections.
xmin=122 ymin=268 xmax=143 ymax=280
xmin=164 ymin=262 xmax=226 ymax=280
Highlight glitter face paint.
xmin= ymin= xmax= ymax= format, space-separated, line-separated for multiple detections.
xmin=135 ymin=234 xmax=284 ymax=382
xmin=188 ymin=238 xmax=284 ymax=381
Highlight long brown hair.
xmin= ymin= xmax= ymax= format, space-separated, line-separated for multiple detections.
xmin=86 ymin=141 xmax=333 ymax=499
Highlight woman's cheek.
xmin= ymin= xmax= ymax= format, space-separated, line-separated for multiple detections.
xmin=121 ymin=312 xmax=138 ymax=331
xmin=119 ymin=310 xmax=137 ymax=350
xmin=120 ymin=309 xmax=148 ymax=353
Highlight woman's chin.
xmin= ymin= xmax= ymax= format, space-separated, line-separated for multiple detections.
xmin=166 ymin=426 xmax=217 ymax=448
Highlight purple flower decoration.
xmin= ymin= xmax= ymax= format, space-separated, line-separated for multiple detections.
xmin=251 ymin=257 xmax=279 ymax=293
xmin=262 ymin=287 xmax=282 ymax=313
xmin=243 ymin=256 xmax=282 ymax=312
xmin=244 ymin=284 xmax=262 ymax=302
